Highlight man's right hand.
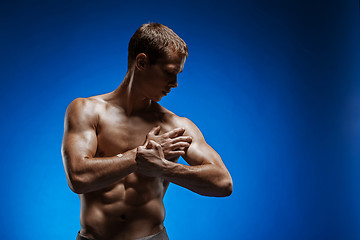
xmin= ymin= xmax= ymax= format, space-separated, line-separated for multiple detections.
xmin=145 ymin=126 xmax=192 ymax=160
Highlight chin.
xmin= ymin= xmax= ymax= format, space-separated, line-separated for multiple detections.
xmin=151 ymin=95 xmax=163 ymax=102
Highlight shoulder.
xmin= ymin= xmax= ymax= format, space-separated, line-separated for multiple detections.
xmin=65 ymin=97 xmax=103 ymax=131
xmin=155 ymin=104 xmax=184 ymax=124
xmin=67 ymin=97 xmax=92 ymax=111
xmin=66 ymin=96 xmax=109 ymax=115
xmin=177 ymin=116 xmax=204 ymax=140
xmin=157 ymin=104 xmax=203 ymax=139
xmin=66 ymin=98 xmax=95 ymax=118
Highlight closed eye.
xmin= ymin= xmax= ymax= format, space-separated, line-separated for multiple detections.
xmin=165 ymin=70 xmax=176 ymax=76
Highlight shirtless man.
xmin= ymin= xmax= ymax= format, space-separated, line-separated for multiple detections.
xmin=61 ymin=23 xmax=233 ymax=240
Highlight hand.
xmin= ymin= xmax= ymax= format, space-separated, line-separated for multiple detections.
xmin=145 ymin=126 xmax=192 ymax=160
xmin=136 ymin=140 xmax=167 ymax=177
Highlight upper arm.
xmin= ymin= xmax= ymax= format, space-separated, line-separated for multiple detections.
xmin=180 ymin=117 xmax=226 ymax=169
xmin=61 ymin=98 xmax=98 ymax=179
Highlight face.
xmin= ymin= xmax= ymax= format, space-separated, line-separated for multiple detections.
xmin=137 ymin=50 xmax=186 ymax=102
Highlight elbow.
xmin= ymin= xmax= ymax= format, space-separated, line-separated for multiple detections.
xmin=215 ymin=173 xmax=233 ymax=197
xmin=226 ymin=181 xmax=233 ymax=196
xmin=66 ymin=172 xmax=90 ymax=194
xmin=219 ymin=177 xmax=233 ymax=197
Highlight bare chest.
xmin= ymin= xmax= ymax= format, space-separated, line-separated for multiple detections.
xmin=95 ymin=108 xmax=175 ymax=157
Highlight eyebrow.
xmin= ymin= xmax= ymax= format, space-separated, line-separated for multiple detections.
xmin=166 ymin=67 xmax=182 ymax=74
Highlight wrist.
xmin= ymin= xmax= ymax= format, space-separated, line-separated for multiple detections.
xmin=160 ymin=159 xmax=175 ymax=178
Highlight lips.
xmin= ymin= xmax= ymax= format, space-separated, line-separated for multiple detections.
xmin=162 ymin=90 xmax=170 ymax=95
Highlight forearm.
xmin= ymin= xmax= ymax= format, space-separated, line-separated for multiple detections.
xmin=161 ymin=161 xmax=232 ymax=197
xmin=66 ymin=148 xmax=137 ymax=194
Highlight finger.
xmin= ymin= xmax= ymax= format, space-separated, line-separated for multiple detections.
xmin=168 ymin=150 xmax=186 ymax=157
xmin=171 ymin=136 xmax=192 ymax=144
xmin=170 ymin=142 xmax=191 ymax=150
xmin=152 ymin=140 xmax=165 ymax=159
xmin=164 ymin=128 xmax=186 ymax=138
xmin=148 ymin=140 xmax=161 ymax=150
xmin=149 ymin=126 xmax=161 ymax=136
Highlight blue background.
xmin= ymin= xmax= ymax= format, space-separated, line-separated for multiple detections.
xmin=1 ymin=0 xmax=359 ymax=239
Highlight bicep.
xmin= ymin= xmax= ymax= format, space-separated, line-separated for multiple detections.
xmin=62 ymin=129 xmax=97 ymax=162
xmin=183 ymin=140 xmax=221 ymax=166
xmin=61 ymin=99 xmax=98 ymax=171
xmin=181 ymin=118 xmax=224 ymax=167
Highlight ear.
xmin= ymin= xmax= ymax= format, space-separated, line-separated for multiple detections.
xmin=135 ymin=53 xmax=148 ymax=71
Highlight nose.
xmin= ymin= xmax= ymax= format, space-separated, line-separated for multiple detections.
xmin=169 ymin=76 xmax=178 ymax=88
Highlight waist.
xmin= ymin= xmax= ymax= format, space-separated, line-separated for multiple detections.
xmin=80 ymin=196 xmax=165 ymax=239
xmin=77 ymin=226 xmax=169 ymax=240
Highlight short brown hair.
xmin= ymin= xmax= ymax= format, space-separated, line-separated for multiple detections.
xmin=128 ymin=23 xmax=188 ymax=69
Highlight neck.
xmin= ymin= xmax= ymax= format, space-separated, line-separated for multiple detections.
xmin=111 ymin=70 xmax=152 ymax=116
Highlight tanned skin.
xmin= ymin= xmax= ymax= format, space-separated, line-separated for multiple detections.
xmin=61 ymin=50 xmax=233 ymax=240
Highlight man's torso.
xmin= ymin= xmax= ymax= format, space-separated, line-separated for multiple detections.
xmin=79 ymin=94 xmax=182 ymax=239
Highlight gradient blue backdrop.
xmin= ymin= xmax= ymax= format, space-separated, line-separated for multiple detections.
xmin=1 ymin=0 xmax=359 ymax=239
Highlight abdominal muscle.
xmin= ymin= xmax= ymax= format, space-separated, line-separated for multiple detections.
xmin=79 ymin=172 xmax=167 ymax=240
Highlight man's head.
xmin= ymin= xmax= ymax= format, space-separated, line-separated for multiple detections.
xmin=127 ymin=23 xmax=188 ymax=70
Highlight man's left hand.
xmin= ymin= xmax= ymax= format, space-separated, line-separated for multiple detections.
xmin=144 ymin=126 xmax=192 ymax=161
